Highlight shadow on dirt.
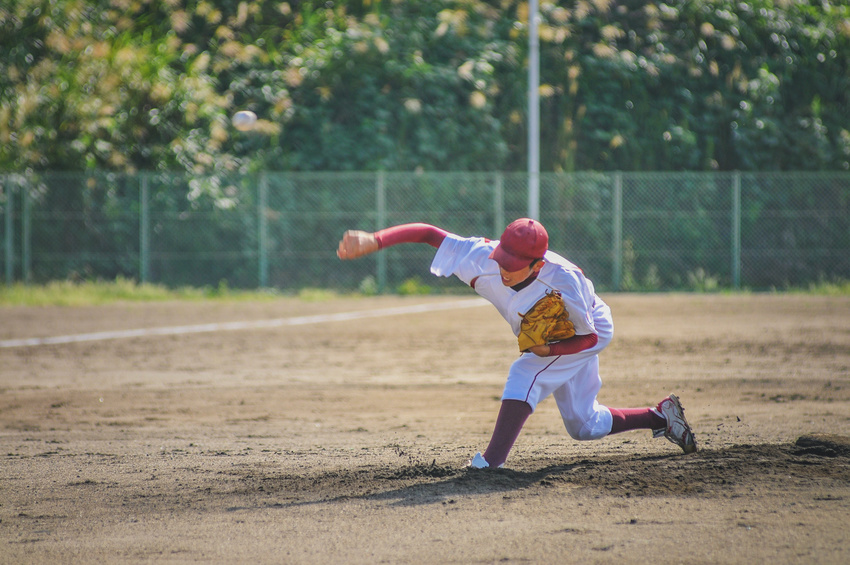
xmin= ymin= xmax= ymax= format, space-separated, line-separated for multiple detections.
xmin=239 ymin=434 xmax=850 ymax=508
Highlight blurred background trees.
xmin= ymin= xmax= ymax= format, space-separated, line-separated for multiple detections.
xmin=2 ymin=0 xmax=848 ymax=175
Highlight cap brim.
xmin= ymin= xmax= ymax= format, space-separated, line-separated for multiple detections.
xmin=489 ymin=245 xmax=531 ymax=272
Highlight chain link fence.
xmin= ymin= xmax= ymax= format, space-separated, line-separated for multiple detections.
xmin=1 ymin=171 xmax=848 ymax=292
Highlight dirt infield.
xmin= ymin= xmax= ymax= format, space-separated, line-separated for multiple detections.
xmin=2 ymin=293 xmax=849 ymax=564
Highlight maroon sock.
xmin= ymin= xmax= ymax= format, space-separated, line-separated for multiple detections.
xmin=482 ymin=400 xmax=533 ymax=467
xmin=608 ymin=407 xmax=666 ymax=435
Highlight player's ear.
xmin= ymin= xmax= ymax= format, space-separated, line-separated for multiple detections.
xmin=532 ymin=260 xmax=545 ymax=274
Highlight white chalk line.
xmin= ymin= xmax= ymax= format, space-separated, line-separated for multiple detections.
xmin=0 ymin=297 xmax=489 ymax=349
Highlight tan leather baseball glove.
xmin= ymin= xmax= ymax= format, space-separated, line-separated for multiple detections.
xmin=517 ymin=290 xmax=576 ymax=352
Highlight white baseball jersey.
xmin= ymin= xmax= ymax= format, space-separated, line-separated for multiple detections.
xmin=430 ymin=233 xmax=615 ymax=440
xmin=430 ymin=234 xmax=608 ymax=339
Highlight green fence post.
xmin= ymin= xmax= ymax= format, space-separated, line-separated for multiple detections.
xmin=140 ymin=173 xmax=150 ymax=283
xmin=493 ymin=172 xmax=504 ymax=236
xmin=258 ymin=173 xmax=269 ymax=289
xmin=376 ymin=171 xmax=387 ymax=293
xmin=22 ymin=177 xmax=30 ymax=285
xmin=732 ymin=171 xmax=741 ymax=290
xmin=612 ymin=172 xmax=623 ymax=290
xmin=4 ymin=176 xmax=13 ymax=284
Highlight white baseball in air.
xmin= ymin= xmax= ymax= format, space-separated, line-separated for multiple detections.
xmin=232 ymin=110 xmax=257 ymax=131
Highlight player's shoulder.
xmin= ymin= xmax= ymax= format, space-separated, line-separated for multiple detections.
xmin=540 ymin=253 xmax=594 ymax=293
xmin=434 ymin=234 xmax=497 ymax=273
xmin=542 ymin=251 xmax=587 ymax=278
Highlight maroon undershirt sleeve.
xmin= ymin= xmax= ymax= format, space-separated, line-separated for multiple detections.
xmin=546 ymin=332 xmax=598 ymax=356
xmin=374 ymin=223 xmax=448 ymax=249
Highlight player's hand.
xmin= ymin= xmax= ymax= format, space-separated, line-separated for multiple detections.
xmin=527 ymin=344 xmax=551 ymax=357
xmin=337 ymin=230 xmax=379 ymax=260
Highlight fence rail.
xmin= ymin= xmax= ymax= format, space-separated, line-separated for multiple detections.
xmin=1 ymin=171 xmax=848 ymax=292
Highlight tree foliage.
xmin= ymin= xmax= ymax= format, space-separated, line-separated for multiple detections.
xmin=1 ymin=0 xmax=848 ymax=174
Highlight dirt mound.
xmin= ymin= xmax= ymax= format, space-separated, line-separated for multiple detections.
xmin=227 ymin=440 xmax=850 ymax=507
xmin=795 ymin=434 xmax=850 ymax=458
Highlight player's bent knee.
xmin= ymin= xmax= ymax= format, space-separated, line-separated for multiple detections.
xmin=564 ymin=416 xmax=612 ymax=441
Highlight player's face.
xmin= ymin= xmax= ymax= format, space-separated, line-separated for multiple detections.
xmin=499 ymin=260 xmax=544 ymax=286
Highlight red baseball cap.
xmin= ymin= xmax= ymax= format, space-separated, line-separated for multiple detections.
xmin=489 ymin=218 xmax=549 ymax=271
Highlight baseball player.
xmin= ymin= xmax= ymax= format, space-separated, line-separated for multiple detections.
xmin=337 ymin=219 xmax=697 ymax=468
